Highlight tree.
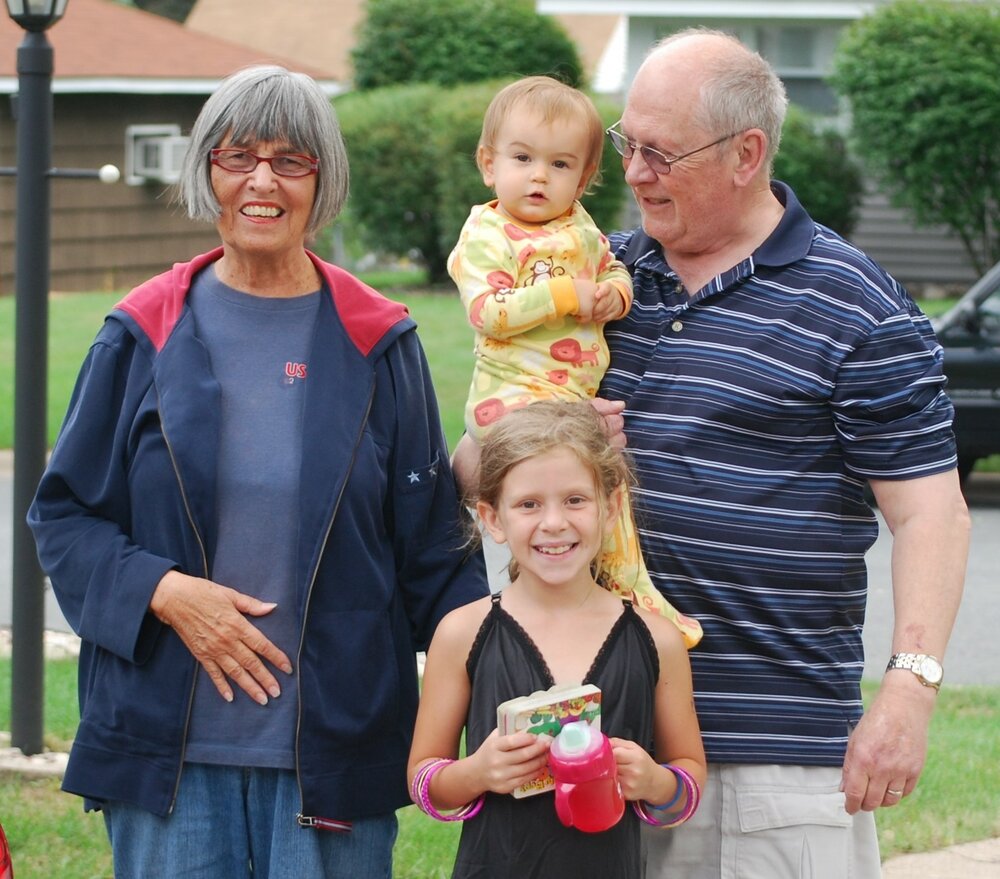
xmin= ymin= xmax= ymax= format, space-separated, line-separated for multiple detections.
xmin=351 ymin=0 xmax=583 ymax=91
xmin=831 ymin=0 xmax=1000 ymax=274
xmin=773 ymin=105 xmax=863 ymax=237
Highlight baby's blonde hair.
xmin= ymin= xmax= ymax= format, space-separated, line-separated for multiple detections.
xmin=476 ymin=76 xmax=605 ymax=193
xmin=475 ymin=400 xmax=632 ymax=583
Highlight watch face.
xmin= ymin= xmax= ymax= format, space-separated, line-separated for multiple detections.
xmin=919 ymin=656 xmax=944 ymax=685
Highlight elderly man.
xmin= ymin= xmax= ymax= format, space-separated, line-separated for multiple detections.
xmin=599 ymin=28 xmax=970 ymax=878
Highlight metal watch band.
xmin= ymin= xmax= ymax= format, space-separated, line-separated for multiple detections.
xmin=885 ymin=652 xmax=943 ymax=689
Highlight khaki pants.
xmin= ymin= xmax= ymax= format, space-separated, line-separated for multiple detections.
xmin=643 ymin=764 xmax=881 ymax=879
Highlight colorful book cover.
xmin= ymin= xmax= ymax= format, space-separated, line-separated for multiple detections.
xmin=496 ymin=683 xmax=602 ymax=798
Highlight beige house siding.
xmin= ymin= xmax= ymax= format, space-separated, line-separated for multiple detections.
xmin=851 ymin=190 xmax=979 ymax=293
xmin=2 ymin=93 xmax=218 ymax=295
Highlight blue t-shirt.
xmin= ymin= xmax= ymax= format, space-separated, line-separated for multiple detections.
xmin=184 ymin=267 xmax=320 ymax=769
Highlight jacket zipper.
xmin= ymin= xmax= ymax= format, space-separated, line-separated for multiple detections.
xmin=294 ymin=388 xmax=375 ymax=825
xmin=296 ymin=815 xmax=352 ymax=833
xmin=160 ymin=418 xmax=210 ymax=815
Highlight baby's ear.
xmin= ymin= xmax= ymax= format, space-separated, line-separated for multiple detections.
xmin=478 ymin=145 xmax=496 ymax=188
xmin=576 ymin=164 xmax=597 ymax=198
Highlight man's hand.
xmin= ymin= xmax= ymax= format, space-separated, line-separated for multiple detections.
xmin=841 ymin=470 xmax=969 ymax=813
xmin=150 ymin=570 xmax=293 ymax=705
xmin=590 ymin=397 xmax=626 ymax=449
xmin=840 ymin=675 xmax=935 ymax=813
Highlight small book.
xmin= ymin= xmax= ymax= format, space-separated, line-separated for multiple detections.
xmin=496 ymin=683 xmax=602 ymax=798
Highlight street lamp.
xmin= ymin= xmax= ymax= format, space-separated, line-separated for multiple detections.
xmin=4 ymin=0 xmax=66 ymax=31
xmin=6 ymin=0 xmax=68 ymax=756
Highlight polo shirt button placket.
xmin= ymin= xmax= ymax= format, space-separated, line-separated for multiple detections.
xmin=669 ymin=281 xmax=686 ymax=333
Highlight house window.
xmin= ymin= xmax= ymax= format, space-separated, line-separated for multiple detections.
xmin=648 ymin=20 xmax=844 ymax=118
xmin=773 ymin=27 xmax=816 ymax=71
xmin=755 ymin=25 xmax=840 ymax=116
xmin=125 ymin=124 xmax=189 ymax=185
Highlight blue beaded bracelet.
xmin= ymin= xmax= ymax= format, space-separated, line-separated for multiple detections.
xmin=646 ymin=764 xmax=685 ymax=811
xmin=633 ymin=764 xmax=701 ymax=828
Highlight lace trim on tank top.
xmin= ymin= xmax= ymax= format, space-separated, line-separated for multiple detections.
xmin=466 ymin=593 xmax=656 ymax=683
xmin=592 ymin=602 xmax=659 ymax=684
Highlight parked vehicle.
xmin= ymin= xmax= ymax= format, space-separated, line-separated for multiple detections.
xmin=932 ymin=260 xmax=1000 ymax=481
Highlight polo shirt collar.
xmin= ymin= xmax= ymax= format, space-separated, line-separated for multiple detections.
xmin=755 ymin=181 xmax=814 ymax=268
xmin=619 ymin=180 xmax=815 ymax=276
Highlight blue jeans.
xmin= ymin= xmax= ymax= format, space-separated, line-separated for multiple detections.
xmin=103 ymin=764 xmax=397 ymax=879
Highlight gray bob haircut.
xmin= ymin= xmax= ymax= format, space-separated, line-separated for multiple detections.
xmin=178 ymin=65 xmax=349 ymax=236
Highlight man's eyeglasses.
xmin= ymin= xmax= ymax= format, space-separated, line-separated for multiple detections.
xmin=210 ymin=149 xmax=319 ymax=178
xmin=605 ymin=123 xmax=741 ymax=175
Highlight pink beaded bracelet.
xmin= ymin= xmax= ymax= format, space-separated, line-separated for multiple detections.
xmin=411 ymin=758 xmax=485 ymax=822
xmin=632 ymin=764 xmax=701 ymax=828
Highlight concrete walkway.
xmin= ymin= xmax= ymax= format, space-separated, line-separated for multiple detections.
xmin=882 ymin=837 xmax=1000 ymax=878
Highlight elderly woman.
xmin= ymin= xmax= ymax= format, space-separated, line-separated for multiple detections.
xmin=28 ymin=65 xmax=486 ymax=878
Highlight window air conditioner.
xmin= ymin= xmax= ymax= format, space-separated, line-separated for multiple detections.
xmin=125 ymin=124 xmax=190 ymax=185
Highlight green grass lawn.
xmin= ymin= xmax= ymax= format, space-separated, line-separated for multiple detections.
xmin=1 ymin=660 xmax=997 ymax=877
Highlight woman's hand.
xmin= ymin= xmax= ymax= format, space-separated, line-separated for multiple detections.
xmin=149 ymin=570 xmax=293 ymax=704
xmin=468 ymin=729 xmax=552 ymax=795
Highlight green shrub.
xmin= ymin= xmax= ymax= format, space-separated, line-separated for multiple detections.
xmin=582 ymin=93 xmax=631 ymax=235
xmin=428 ymin=81 xmax=499 ymax=274
xmin=351 ymin=0 xmax=583 ymax=91
xmin=774 ymin=104 xmax=864 ymax=237
xmin=336 ymin=84 xmax=447 ymax=278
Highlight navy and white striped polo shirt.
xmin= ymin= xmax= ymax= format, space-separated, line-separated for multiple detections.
xmin=601 ymin=182 xmax=957 ymax=765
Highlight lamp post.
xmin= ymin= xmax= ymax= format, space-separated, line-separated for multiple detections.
xmin=6 ymin=0 xmax=68 ymax=756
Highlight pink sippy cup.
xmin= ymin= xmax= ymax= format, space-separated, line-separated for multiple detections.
xmin=547 ymin=720 xmax=625 ymax=833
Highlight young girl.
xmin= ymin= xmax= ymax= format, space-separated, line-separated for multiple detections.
xmin=448 ymin=76 xmax=701 ymax=648
xmin=408 ymin=401 xmax=707 ymax=878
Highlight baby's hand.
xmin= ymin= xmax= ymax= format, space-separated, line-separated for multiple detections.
xmin=591 ymin=281 xmax=626 ymax=323
xmin=610 ymin=738 xmax=663 ymax=802
xmin=572 ymin=280 xmax=600 ymax=322
xmin=470 ymin=729 xmax=552 ymax=795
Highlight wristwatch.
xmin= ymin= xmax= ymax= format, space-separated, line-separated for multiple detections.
xmin=885 ymin=653 xmax=944 ymax=690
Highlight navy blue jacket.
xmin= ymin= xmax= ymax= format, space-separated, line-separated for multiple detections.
xmin=28 ymin=248 xmax=487 ymax=819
